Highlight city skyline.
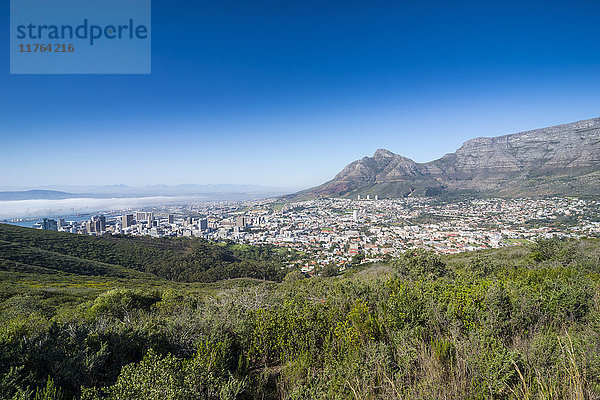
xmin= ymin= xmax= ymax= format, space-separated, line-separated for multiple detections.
xmin=3 ymin=0 xmax=600 ymax=188
xmin=17 ymin=196 xmax=600 ymax=257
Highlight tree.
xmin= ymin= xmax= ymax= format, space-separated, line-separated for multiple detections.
xmin=321 ymin=264 xmax=339 ymax=277
xmin=398 ymin=249 xmax=448 ymax=279
xmin=351 ymin=252 xmax=365 ymax=267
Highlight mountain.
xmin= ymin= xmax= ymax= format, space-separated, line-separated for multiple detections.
xmin=31 ymin=184 xmax=292 ymax=196
xmin=289 ymin=117 xmax=600 ymax=199
xmin=0 ymin=190 xmax=75 ymax=201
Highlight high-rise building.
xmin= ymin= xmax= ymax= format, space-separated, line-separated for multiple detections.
xmin=198 ymin=218 xmax=208 ymax=230
xmin=352 ymin=210 xmax=359 ymax=223
xmin=168 ymin=214 xmax=175 ymax=224
xmin=235 ymin=216 xmax=246 ymax=227
xmin=136 ymin=211 xmax=154 ymax=223
xmin=97 ymin=215 xmax=106 ymax=231
xmin=90 ymin=215 xmax=106 ymax=232
xmin=122 ymin=214 xmax=134 ymax=228
xmin=40 ymin=218 xmax=58 ymax=231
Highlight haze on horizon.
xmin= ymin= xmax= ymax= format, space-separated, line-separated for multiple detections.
xmin=2 ymin=0 xmax=600 ymax=189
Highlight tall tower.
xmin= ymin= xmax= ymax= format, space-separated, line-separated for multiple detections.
xmin=198 ymin=218 xmax=208 ymax=230
xmin=122 ymin=214 xmax=134 ymax=228
xmin=40 ymin=218 xmax=58 ymax=231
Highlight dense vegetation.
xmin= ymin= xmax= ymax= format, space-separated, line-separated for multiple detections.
xmin=1 ymin=223 xmax=599 ymax=399
xmin=0 ymin=224 xmax=290 ymax=282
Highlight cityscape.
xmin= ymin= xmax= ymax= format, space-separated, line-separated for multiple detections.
xmin=9 ymin=195 xmax=600 ymax=275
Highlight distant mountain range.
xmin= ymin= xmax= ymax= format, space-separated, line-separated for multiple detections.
xmin=31 ymin=184 xmax=290 ymax=195
xmin=288 ymin=117 xmax=600 ymax=199
xmin=0 ymin=184 xmax=291 ymax=201
xmin=0 ymin=190 xmax=75 ymax=201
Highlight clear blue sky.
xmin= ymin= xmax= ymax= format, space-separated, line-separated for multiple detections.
xmin=2 ymin=0 xmax=600 ymax=189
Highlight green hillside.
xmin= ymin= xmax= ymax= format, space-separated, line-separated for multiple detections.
xmin=0 ymin=233 xmax=599 ymax=399
xmin=0 ymin=239 xmax=156 ymax=279
xmin=0 ymin=223 xmax=289 ymax=282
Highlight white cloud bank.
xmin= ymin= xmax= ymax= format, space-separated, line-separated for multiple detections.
xmin=0 ymin=196 xmax=205 ymax=219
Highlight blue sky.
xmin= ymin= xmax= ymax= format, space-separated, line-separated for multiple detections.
xmin=2 ymin=0 xmax=600 ymax=189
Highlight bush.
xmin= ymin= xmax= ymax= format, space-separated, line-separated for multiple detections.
xmin=89 ymin=289 xmax=161 ymax=320
xmin=398 ymin=249 xmax=449 ymax=279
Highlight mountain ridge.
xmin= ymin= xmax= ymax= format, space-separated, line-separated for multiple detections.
xmin=288 ymin=117 xmax=600 ymax=199
xmin=0 ymin=190 xmax=74 ymax=201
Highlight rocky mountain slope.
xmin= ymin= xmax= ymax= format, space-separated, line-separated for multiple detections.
xmin=289 ymin=117 xmax=600 ymax=199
